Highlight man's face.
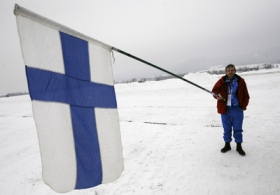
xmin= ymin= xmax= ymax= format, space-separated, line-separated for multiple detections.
xmin=226 ymin=67 xmax=236 ymax=80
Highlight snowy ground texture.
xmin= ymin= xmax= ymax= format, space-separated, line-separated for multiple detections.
xmin=1 ymin=68 xmax=280 ymax=195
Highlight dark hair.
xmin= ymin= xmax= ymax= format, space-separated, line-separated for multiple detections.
xmin=225 ymin=64 xmax=236 ymax=72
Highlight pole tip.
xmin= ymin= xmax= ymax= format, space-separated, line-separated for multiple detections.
xmin=14 ymin=4 xmax=20 ymax=15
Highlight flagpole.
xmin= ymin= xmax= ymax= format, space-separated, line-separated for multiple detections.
xmin=112 ymin=47 xmax=223 ymax=100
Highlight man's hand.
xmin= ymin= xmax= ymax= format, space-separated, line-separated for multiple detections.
xmin=217 ymin=94 xmax=224 ymax=100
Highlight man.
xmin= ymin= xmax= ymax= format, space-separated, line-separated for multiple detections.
xmin=212 ymin=64 xmax=250 ymax=156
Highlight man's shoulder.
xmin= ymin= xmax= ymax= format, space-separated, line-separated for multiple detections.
xmin=235 ymin=74 xmax=245 ymax=82
xmin=235 ymin=74 xmax=248 ymax=87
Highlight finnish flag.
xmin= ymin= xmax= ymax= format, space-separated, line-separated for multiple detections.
xmin=14 ymin=4 xmax=123 ymax=193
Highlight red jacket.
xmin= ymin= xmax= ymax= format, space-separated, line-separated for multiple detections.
xmin=212 ymin=74 xmax=250 ymax=114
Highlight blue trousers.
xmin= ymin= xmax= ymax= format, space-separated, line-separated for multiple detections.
xmin=221 ymin=106 xmax=244 ymax=143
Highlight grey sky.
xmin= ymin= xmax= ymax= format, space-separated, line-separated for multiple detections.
xmin=1 ymin=0 xmax=280 ymax=95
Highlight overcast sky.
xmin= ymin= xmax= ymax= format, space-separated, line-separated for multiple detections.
xmin=1 ymin=0 xmax=280 ymax=95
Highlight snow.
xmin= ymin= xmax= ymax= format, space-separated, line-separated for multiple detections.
xmin=1 ymin=69 xmax=280 ymax=195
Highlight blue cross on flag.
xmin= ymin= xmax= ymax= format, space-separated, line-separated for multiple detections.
xmin=14 ymin=4 xmax=123 ymax=193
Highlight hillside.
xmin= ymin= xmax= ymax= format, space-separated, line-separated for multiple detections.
xmin=1 ymin=68 xmax=280 ymax=194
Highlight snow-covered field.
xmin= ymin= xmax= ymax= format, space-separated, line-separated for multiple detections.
xmin=1 ymin=68 xmax=280 ymax=195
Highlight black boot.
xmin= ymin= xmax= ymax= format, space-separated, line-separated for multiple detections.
xmin=236 ymin=143 xmax=246 ymax=156
xmin=221 ymin=142 xmax=231 ymax=153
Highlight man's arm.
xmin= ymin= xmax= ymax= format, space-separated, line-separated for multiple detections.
xmin=212 ymin=79 xmax=223 ymax=100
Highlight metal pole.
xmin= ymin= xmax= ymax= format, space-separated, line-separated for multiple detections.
xmin=112 ymin=47 xmax=223 ymax=99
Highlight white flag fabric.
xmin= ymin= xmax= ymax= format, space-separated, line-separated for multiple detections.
xmin=14 ymin=4 xmax=123 ymax=193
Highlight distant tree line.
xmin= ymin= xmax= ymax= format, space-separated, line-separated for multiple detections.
xmin=0 ymin=92 xmax=29 ymax=98
xmin=115 ymin=73 xmax=187 ymax=84
xmin=206 ymin=63 xmax=279 ymax=75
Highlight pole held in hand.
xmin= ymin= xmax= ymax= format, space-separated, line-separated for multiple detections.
xmin=112 ymin=47 xmax=225 ymax=101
